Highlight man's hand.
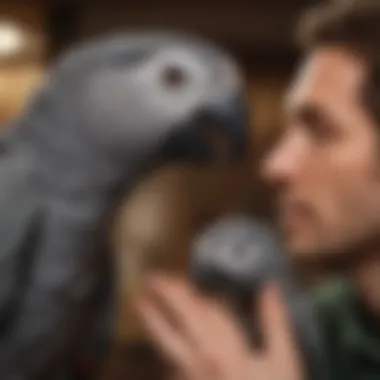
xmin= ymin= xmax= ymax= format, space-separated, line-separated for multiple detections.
xmin=136 ymin=275 xmax=304 ymax=380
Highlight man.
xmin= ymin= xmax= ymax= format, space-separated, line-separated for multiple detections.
xmin=136 ymin=1 xmax=380 ymax=379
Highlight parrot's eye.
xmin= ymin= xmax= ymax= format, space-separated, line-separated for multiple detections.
xmin=160 ymin=65 xmax=188 ymax=90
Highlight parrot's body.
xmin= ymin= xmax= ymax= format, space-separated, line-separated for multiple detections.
xmin=191 ymin=215 xmax=328 ymax=380
xmin=0 ymin=32 xmax=249 ymax=380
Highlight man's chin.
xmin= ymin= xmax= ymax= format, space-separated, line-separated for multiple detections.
xmin=284 ymin=236 xmax=350 ymax=273
xmin=284 ymin=236 xmax=326 ymax=261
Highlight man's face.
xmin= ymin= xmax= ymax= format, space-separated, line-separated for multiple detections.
xmin=262 ymin=47 xmax=380 ymax=261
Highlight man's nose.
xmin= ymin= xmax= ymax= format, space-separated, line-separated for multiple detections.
xmin=260 ymin=133 xmax=301 ymax=186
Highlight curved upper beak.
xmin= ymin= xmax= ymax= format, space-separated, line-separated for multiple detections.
xmin=160 ymin=94 xmax=251 ymax=164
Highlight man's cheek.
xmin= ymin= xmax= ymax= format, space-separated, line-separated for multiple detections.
xmin=327 ymin=179 xmax=372 ymax=231
xmin=306 ymin=178 xmax=347 ymax=235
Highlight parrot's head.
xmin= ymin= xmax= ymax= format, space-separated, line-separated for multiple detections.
xmin=45 ymin=32 xmax=250 ymax=167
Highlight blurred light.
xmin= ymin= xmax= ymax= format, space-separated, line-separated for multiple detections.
xmin=0 ymin=21 xmax=25 ymax=58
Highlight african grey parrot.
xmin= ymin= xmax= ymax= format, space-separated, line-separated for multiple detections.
xmin=0 ymin=32 xmax=250 ymax=380
xmin=190 ymin=215 xmax=328 ymax=380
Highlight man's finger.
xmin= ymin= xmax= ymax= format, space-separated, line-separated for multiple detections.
xmin=202 ymin=297 xmax=249 ymax=367
xmin=136 ymin=296 xmax=196 ymax=373
xmin=258 ymin=283 xmax=299 ymax=357
xmin=148 ymin=275 xmax=211 ymax=348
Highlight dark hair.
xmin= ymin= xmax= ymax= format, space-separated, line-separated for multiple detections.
xmin=297 ymin=0 xmax=380 ymax=123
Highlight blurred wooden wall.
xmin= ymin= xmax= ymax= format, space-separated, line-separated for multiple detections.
xmin=0 ymin=3 xmax=46 ymax=125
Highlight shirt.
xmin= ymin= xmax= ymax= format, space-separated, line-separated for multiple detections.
xmin=312 ymin=279 xmax=380 ymax=380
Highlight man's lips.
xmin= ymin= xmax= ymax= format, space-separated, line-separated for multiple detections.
xmin=278 ymin=201 xmax=314 ymax=231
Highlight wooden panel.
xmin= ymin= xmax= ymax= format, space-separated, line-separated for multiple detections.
xmin=79 ymin=4 xmax=299 ymax=50
xmin=0 ymin=63 xmax=44 ymax=124
xmin=0 ymin=3 xmax=46 ymax=63
xmin=0 ymin=2 xmax=47 ymax=124
xmin=248 ymin=73 xmax=288 ymax=150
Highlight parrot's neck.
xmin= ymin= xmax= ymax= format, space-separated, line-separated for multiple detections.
xmin=27 ymin=133 xmax=138 ymax=219
xmin=15 ymin=101 xmax=145 ymax=223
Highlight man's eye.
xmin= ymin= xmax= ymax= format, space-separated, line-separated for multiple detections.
xmin=288 ymin=106 xmax=339 ymax=143
xmin=305 ymin=121 xmax=337 ymax=142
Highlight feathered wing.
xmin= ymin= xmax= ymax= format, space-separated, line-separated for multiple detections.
xmin=0 ymin=135 xmax=40 ymax=339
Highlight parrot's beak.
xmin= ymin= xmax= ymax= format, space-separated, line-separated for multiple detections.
xmin=160 ymin=95 xmax=250 ymax=164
